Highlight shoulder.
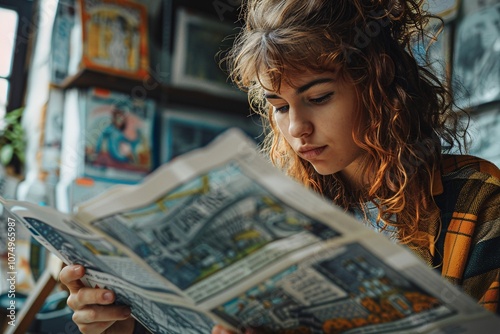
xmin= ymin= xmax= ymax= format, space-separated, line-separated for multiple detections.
xmin=434 ymin=154 xmax=500 ymax=219
xmin=441 ymin=154 xmax=500 ymax=181
xmin=438 ymin=156 xmax=500 ymax=312
xmin=434 ymin=154 xmax=500 ymax=274
xmin=433 ymin=155 xmax=500 ymax=307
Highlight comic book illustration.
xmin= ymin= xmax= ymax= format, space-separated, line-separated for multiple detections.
xmin=214 ymin=243 xmax=455 ymax=333
xmin=3 ymin=129 xmax=500 ymax=334
xmin=82 ymin=270 xmax=216 ymax=334
xmin=83 ymin=88 xmax=155 ymax=182
xmin=77 ymin=0 xmax=149 ymax=79
xmin=89 ymin=162 xmax=341 ymax=303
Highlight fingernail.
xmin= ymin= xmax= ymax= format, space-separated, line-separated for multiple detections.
xmin=123 ymin=308 xmax=131 ymax=317
xmin=103 ymin=292 xmax=113 ymax=301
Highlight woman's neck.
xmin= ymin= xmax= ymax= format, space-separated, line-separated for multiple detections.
xmin=339 ymin=155 xmax=372 ymax=197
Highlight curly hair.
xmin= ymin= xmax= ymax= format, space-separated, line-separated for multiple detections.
xmin=226 ymin=0 xmax=468 ymax=249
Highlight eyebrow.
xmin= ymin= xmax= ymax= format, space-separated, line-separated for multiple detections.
xmin=264 ymin=77 xmax=335 ymax=99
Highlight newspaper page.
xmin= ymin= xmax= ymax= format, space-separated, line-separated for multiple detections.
xmin=74 ymin=129 xmax=500 ymax=333
xmin=3 ymin=128 xmax=500 ymax=333
xmin=2 ymin=199 xmax=221 ymax=332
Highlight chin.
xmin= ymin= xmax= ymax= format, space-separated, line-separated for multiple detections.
xmin=311 ymin=164 xmax=338 ymax=176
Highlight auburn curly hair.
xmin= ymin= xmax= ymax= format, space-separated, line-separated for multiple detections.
xmin=226 ymin=0 xmax=468 ymax=249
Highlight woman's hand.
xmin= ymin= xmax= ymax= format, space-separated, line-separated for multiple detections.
xmin=59 ymin=264 xmax=135 ymax=334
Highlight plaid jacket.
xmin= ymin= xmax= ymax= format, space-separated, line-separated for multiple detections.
xmin=418 ymin=155 xmax=500 ymax=314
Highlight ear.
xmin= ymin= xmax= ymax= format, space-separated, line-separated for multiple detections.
xmin=380 ymin=54 xmax=395 ymax=86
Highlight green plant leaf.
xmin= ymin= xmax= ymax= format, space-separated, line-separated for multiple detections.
xmin=17 ymin=150 xmax=25 ymax=163
xmin=0 ymin=144 xmax=14 ymax=165
xmin=0 ymin=107 xmax=25 ymax=168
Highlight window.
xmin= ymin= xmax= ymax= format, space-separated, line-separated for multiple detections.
xmin=0 ymin=0 xmax=33 ymax=118
xmin=0 ymin=79 xmax=8 ymax=119
xmin=0 ymin=7 xmax=18 ymax=120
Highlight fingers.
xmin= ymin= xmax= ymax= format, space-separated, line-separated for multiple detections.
xmin=61 ymin=264 xmax=116 ymax=312
xmin=72 ymin=304 xmax=131 ymax=324
xmin=67 ymin=286 xmax=116 ymax=310
xmin=59 ymin=264 xmax=86 ymax=294
xmin=59 ymin=265 xmax=134 ymax=334
xmin=74 ymin=315 xmax=134 ymax=334
xmin=76 ymin=320 xmax=116 ymax=334
xmin=69 ymin=295 xmax=132 ymax=334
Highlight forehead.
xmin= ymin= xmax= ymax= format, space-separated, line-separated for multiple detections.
xmin=260 ymin=69 xmax=340 ymax=94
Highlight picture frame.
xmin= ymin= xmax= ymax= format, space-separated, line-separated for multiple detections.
xmin=452 ymin=4 xmax=500 ymax=108
xmin=468 ymin=106 xmax=500 ymax=168
xmin=461 ymin=0 xmax=500 ymax=15
xmin=160 ymin=107 xmax=261 ymax=164
xmin=77 ymin=0 xmax=150 ymax=80
xmin=83 ymin=87 xmax=156 ymax=182
xmin=171 ymin=8 xmax=244 ymax=99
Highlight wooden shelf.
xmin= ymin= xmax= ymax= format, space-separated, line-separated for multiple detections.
xmin=160 ymin=85 xmax=249 ymax=114
xmin=56 ymin=68 xmax=250 ymax=114
xmin=59 ymin=69 xmax=161 ymax=99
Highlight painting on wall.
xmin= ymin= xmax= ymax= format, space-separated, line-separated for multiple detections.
xmin=453 ymin=4 xmax=500 ymax=108
xmin=468 ymin=107 xmax=500 ymax=168
xmin=171 ymin=8 xmax=244 ymax=99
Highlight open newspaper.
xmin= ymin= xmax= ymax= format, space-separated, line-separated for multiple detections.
xmin=2 ymin=129 xmax=500 ymax=333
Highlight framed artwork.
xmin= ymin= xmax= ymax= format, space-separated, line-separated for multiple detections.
xmin=83 ymin=88 xmax=156 ymax=182
xmin=171 ymin=8 xmax=244 ymax=99
xmin=77 ymin=0 xmax=150 ymax=79
xmin=462 ymin=0 xmax=500 ymax=15
xmin=161 ymin=107 xmax=261 ymax=163
xmin=468 ymin=107 xmax=500 ymax=168
xmin=453 ymin=4 xmax=500 ymax=108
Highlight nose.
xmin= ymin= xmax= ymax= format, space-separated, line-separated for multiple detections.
xmin=288 ymin=108 xmax=313 ymax=138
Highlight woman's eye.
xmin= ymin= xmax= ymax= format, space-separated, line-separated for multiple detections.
xmin=274 ymin=105 xmax=289 ymax=113
xmin=310 ymin=92 xmax=334 ymax=104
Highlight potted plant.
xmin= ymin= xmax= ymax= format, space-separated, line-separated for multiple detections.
xmin=0 ymin=107 xmax=26 ymax=177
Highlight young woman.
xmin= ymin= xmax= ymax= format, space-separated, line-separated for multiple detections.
xmin=59 ymin=0 xmax=500 ymax=333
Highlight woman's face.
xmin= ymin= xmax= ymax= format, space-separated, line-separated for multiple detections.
xmin=264 ymin=70 xmax=365 ymax=183
xmin=112 ymin=110 xmax=126 ymax=129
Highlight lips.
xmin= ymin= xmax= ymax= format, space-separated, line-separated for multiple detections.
xmin=298 ymin=146 xmax=326 ymax=160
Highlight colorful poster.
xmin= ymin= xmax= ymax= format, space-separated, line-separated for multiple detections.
xmin=78 ymin=0 xmax=149 ymax=79
xmin=84 ymin=88 xmax=155 ymax=182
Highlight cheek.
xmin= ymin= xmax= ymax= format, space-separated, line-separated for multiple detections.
xmin=273 ymin=114 xmax=289 ymax=137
